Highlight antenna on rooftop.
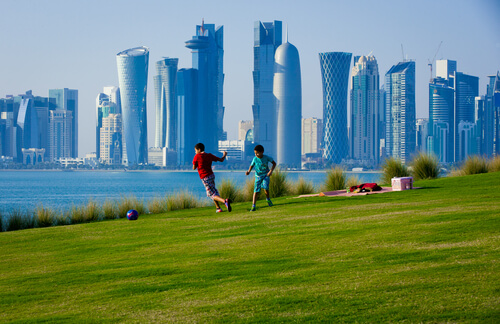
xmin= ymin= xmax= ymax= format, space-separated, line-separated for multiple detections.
xmin=285 ymin=24 xmax=288 ymax=43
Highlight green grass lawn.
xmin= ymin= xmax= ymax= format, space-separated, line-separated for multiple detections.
xmin=1 ymin=173 xmax=499 ymax=323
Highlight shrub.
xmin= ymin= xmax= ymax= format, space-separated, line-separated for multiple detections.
xmin=323 ymin=167 xmax=346 ymax=191
xmin=55 ymin=212 xmax=71 ymax=226
xmin=116 ymin=195 xmax=145 ymax=218
xmin=218 ymin=179 xmax=243 ymax=203
xmin=346 ymin=175 xmax=360 ymax=189
xmin=166 ymin=191 xmax=201 ymax=211
xmin=488 ymin=155 xmax=500 ymax=172
xmin=83 ymin=200 xmax=101 ymax=222
xmin=291 ymin=177 xmax=315 ymax=196
xmin=34 ymin=205 xmax=56 ymax=228
xmin=459 ymin=156 xmax=489 ymax=176
xmin=102 ymin=200 xmax=117 ymax=220
xmin=68 ymin=205 xmax=86 ymax=224
xmin=269 ymin=168 xmax=290 ymax=198
xmin=381 ymin=158 xmax=410 ymax=185
xmin=410 ymin=152 xmax=440 ymax=180
xmin=147 ymin=196 xmax=168 ymax=215
xmin=6 ymin=209 xmax=35 ymax=231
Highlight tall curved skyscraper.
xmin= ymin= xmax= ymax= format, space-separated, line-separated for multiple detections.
xmin=116 ymin=46 xmax=149 ymax=165
xmin=274 ymin=42 xmax=302 ymax=167
xmin=154 ymin=57 xmax=178 ymax=149
xmin=319 ymin=52 xmax=352 ymax=164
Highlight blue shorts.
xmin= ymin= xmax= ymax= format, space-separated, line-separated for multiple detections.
xmin=254 ymin=174 xmax=270 ymax=193
xmin=201 ymin=174 xmax=220 ymax=199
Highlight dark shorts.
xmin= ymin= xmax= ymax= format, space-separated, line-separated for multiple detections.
xmin=201 ymin=174 xmax=219 ymax=199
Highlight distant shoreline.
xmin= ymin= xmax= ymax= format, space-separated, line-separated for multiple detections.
xmin=0 ymin=169 xmax=382 ymax=173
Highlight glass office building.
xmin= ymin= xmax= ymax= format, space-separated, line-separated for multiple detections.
xmin=385 ymin=61 xmax=416 ymax=164
xmin=49 ymin=88 xmax=78 ymax=158
xmin=154 ymin=58 xmax=178 ymax=149
xmin=454 ymin=72 xmax=479 ymax=161
xmin=185 ymin=21 xmax=224 ymax=155
xmin=252 ymin=20 xmax=282 ymax=158
xmin=429 ymin=77 xmax=454 ymax=162
xmin=319 ymin=52 xmax=352 ymax=164
xmin=116 ymin=46 xmax=149 ymax=165
xmin=176 ymin=68 xmax=198 ymax=166
xmin=350 ymin=55 xmax=380 ymax=165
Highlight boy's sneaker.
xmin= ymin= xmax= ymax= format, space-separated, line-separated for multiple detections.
xmin=249 ymin=205 xmax=256 ymax=212
xmin=267 ymin=199 xmax=273 ymax=207
xmin=216 ymin=208 xmax=223 ymax=213
xmin=225 ymin=199 xmax=232 ymax=212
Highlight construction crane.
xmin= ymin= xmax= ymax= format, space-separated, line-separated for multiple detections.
xmin=428 ymin=41 xmax=443 ymax=82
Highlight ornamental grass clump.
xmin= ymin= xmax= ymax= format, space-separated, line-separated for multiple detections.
xmin=6 ymin=209 xmax=35 ymax=231
xmin=219 ymin=179 xmax=243 ymax=203
xmin=488 ymin=155 xmax=500 ymax=172
xmin=291 ymin=177 xmax=315 ymax=196
xmin=68 ymin=205 xmax=86 ymax=224
xmin=269 ymin=168 xmax=290 ymax=198
xmin=459 ymin=155 xmax=489 ymax=176
xmin=346 ymin=175 xmax=361 ymax=189
xmin=166 ymin=191 xmax=201 ymax=211
xmin=34 ymin=205 xmax=56 ymax=228
xmin=116 ymin=195 xmax=145 ymax=218
xmin=147 ymin=196 xmax=168 ymax=215
xmin=323 ymin=167 xmax=346 ymax=191
xmin=381 ymin=157 xmax=410 ymax=185
xmin=102 ymin=200 xmax=117 ymax=220
xmin=83 ymin=200 xmax=101 ymax=222
xmin=410 ymin=152 xmax=440 ymax=180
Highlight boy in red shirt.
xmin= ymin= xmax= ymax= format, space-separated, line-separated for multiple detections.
xmin=192 ymin=143 xmax=232 ymax=213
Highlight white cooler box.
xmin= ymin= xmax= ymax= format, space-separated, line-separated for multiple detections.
xmin=391 ymin=177 xmax=413 ymax=191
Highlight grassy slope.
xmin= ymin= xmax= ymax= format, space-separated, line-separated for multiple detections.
xmin=0 ymin=173 xmax=499 ymax=323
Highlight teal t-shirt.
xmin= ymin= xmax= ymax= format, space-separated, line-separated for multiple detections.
xmin=251 ymin=155 xmax=275 ymax=176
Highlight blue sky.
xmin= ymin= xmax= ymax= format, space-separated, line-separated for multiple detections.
xmin=1 ymin=0 xmax=499 ymax=157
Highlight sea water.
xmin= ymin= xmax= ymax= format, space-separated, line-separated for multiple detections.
xmin=0 ymin=170 xmax=380 ymax=215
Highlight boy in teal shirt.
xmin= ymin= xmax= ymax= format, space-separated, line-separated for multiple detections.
xmin=245 ymin=145 xmax=277 ymax=211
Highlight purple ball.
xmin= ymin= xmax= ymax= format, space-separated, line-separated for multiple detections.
xmin=127 ymin=209 xmax=139 ymax=220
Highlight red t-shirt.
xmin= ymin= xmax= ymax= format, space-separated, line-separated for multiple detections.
xmin=193 ymin=152 xmax=223 ymax=179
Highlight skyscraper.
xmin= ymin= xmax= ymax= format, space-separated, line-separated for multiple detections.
xmin=454 ymin=72 xmax=479 ymax=161
xmin=100 ymin=113 xmax=122 ymax=165
xmin=96 ymin=86 xmax=121 ymax=161
xmin=185 ymin=20 xmax=224 ymax=154
xmin=49 ymin=88 xmax=78 ymax=158
xmin=429 ymin=77 xmax=454 ymax=162
xmin=350 ymin=55 xmax=380 ymax=165
xmin=302 ymin=117 xmax=323 ymax=155
xmin=274 ymin=41 xmax=302 ymax=167
xmin=176 ymin=68 xmax=198 ymax=166
xmin=154 ymin=58 xmax=178 ymax=149
xmin=252 ymin=20 xmax=282 ymax=158
xmin=482 ymin=72 xmax=500 ymax=156
xmin=116 ymin=46 xmax=149 ymax=165
xmin=385 ymin=61 xmax=416 ymax=164
xmin=49 ymin=110 xmax=72 ymax=161
xmin=319 ymin=52 xmax=352 ymax=164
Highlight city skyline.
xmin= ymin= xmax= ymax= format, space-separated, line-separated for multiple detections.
xmin=1 ymin=0 xmax=499 ymax=157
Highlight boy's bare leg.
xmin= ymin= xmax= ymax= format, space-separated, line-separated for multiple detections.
xmin=213 ymin=195 xmax=225 ymax=204
xmin=264 ymin=190 xmax=270 ymax=199
xmin=252 ymin=192 xmax=259 ymax=205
